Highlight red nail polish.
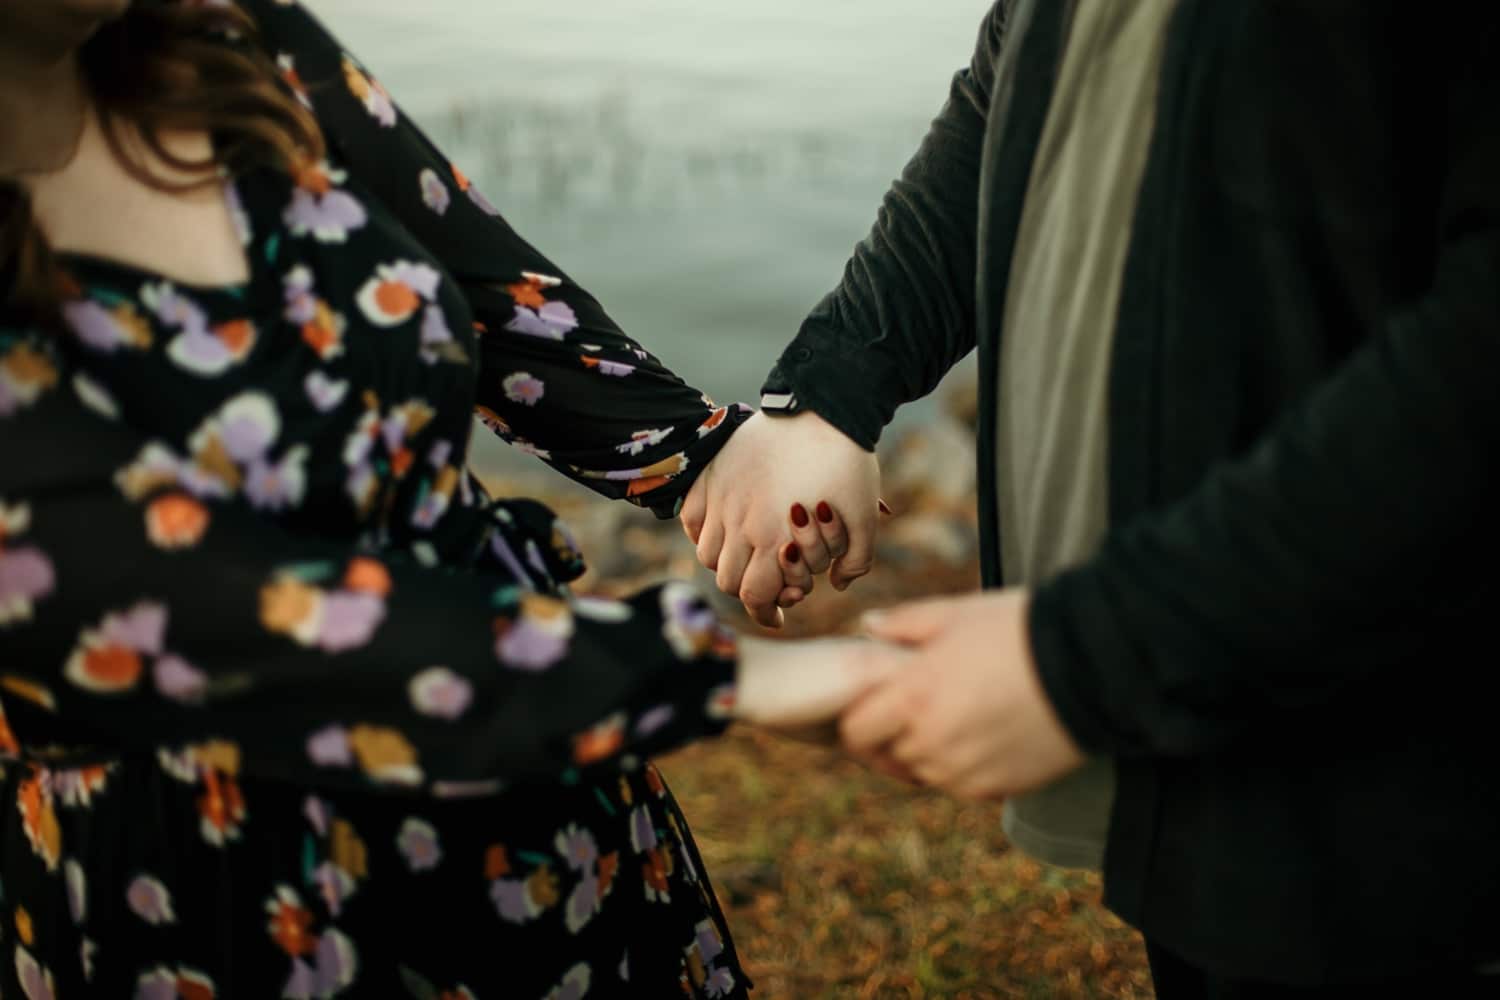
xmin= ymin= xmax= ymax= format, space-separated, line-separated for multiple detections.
xmin=791 ymin=504 xmax=810 ymax=528
xmin=786 ymin=542 xmax=801 ymax=564
xmin=816 ymin=501 xmax=834 ymax=524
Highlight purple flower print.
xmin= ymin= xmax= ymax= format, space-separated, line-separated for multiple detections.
xmin=547 ymin=964 xmax=591 ymax=1000
xmin=65 ymin=859 xmax=86 ymax=924
xmin=389 ymin=261 xmax=442 ymax=300
xmin=505 ymin=301 xmax=578 ymax=340
xmin=311 ymin=860 xmax=356 ymax=917
xmin=629 ymin=806 xmax=658 ymax=853
xmin=303 ymin=795 xmax=329 ymax=836
xmin=153 ymin=655 xmax=207 ymax=703
xmin=697 ymin=919 xmax=725 ymax=965
xmin=225 ymin=178 xmax=252 ymax=244
xmin=284 ymin=182 xmax=368 ymax=243
xmin=396 ymin=817 xmax=442 ymax=872
xmin=556 ymin=825 xmax=599 ymax=871
xmin=99 ymin=602 xmax=167 ymax=656
xmin=467 ymin=182 xmax=501 ymax=217
xmin=0 ymin=543 xmax=55 ymax=626
xmin=62 ymin=299 xmax=150 ymax=353
xmin=616 ymin=428 xmax=672 ymax=457
xmin=591 ymin=359 xmax=635 ymax=377
xmin=419 ymin=168 xmax=450 ymax=214
xmin=419 ymin=304 xmax=463 ymax=364
xmin=408 ymin=666 xmax=472 ymax=720
xmin=245 ymin=445 xmax=310 ymax=512
xmin=304 ymin=370 xmax=349 ymax=412
xmin=307 ymin=725 xmax=354 ymax=768
xmin=502 ymin=372 xmax=545 ymax=407
xmin=141 ymin=282 xmax=209 ymax=334
xmin=134 ymin=968 xmax=175 ymax=1000
xmin=634 ymin=705 xmax=676 ymax=738
xmin=564 ymin=872 xmax=601 ymax=934
xmin=126 ymin=874 xmax=176 ymax=925
xmin=283 ymin=929 xmax=357 ymax=1000
xmin=317 ymin=590 xmax=386 ymax=653
xmin=213 ymin=393 xmax=281 ymax=464
xmin=14 ymin=947 xmax=56 ymax=1000
xmin=490 ymin=878 xmax=538 ymax=924
xmin=496 ymin=617 xmax=569 ymax=671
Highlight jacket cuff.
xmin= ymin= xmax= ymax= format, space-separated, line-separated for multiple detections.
xmin=1027 ymin=571 xmax=1131 ymax=757
xmin=760 ymin=328 xmax=905 ymax=453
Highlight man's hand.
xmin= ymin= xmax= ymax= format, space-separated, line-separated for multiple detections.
xmin=681 ymin=410 xmax=880 ymax=628
xmin=840 ymin=590 xmax=1086 ymax=799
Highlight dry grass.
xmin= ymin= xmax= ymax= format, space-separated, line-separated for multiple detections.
xmin=661 ymin=728 xmax=1150 ymax=1000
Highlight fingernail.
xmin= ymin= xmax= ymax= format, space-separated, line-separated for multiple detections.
xmin=786 ymin=542 xmax=801 ymax=564
xmin=790 ymin=504 xmax=810 ymax=528
xmin=816 ymin=501 xmax=834 ymax=524
xmin=878 ymin=498 xmax=894 ymax=516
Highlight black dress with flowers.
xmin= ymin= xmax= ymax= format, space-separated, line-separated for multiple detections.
xmin=0 ymin=2 xmax=754 ymax=996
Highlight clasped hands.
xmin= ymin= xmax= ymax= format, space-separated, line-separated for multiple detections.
xmin=685 ymin=411 xmax=1085 ymax=800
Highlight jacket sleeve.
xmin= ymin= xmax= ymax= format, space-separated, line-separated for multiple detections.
xmin=0 ymin=330 xmax=738 ymax=793
xmin=759 ymin=1 xmax=1013 ymax=450
xmin=248 ymin=0 xmax=749 ymax=519
xmin=1027 ymin=14 xmax=1500 ymax=757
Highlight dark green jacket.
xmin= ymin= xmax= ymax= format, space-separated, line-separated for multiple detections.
xmin=763 ymin=0 xmax=1500 ymax=982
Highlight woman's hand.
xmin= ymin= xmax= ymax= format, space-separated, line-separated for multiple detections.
xmin=733 ymin=635 xmax=910 ymax=738
xmin=681 ymin=410 xmax=881 ymax=628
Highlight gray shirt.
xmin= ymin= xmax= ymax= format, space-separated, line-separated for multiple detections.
xmin=996 ymin=0 xmax=1179 ymax=870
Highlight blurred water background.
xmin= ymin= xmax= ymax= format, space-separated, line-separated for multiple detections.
xmin=309 ymin=0 xmax=990 ymax=483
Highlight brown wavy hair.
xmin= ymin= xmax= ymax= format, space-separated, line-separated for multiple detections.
xmin=0 ymin=2 xmax=324 ymax=330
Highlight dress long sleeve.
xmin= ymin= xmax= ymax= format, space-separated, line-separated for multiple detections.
xmin=250 ymin=0 xmax=749 ymax=519
xmin=0 ymin=330 xmax=737 ymax=793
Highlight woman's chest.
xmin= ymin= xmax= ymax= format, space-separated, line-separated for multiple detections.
xmin=59 ymin=162 xmax=481 ymax=536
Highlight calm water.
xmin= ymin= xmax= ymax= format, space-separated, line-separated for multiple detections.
xmin=310 ymin=0 xmax=990 ymax=476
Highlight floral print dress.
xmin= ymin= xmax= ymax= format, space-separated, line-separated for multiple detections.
xmin=0 ymin=2 xmax=754 ymax=997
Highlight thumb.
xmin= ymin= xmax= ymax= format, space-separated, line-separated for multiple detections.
xmin=862 ymin=596 xmax=967 ymax=646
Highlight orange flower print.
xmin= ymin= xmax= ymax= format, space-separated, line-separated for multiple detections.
xmin=284 ymin=266 xmax=347 ymax=361
xmin=15 ymin=905 xmax=33 ymax=947
xmin=197 ymin=768 xmax=246 ymax=847
xmin=0 ymin=339 xmax=60 ymax=416
xmin=0 ymin=674 xmax=55 ymax=712
xmin=0 ymin=703 xmax=18 ymax=758
xmin=484 ymin=844 xmax=512 ymax=880
xmin=266 ymin=886 xmax=318 ymax=957
xmin=135 ymin=966 xmax=217 ymax=1000
xmin=343 ymin=557 xmax=392 ymax=598
xmin=572 ymin=712 xmax=626 ymax=767
xmin=643 ymin=846 xmax=673 ymax=903
xmin=146 ymin=493 xmax=210 ymax=550
xmin=64 ymin=602 xmax=169 ymax=694
xmin=506 ymin=275 xmax=548 ymax=310
xmin=286 ymin=158 xmax=368 ymax=243
xmin=504 ymin=272 xmax=576 ymax=340
xmin=698 ymin=405 xmax=729 ymax=436
xmin=18 ymin=769 xmax=61 ymax=870
xmin=277 ymin=52 xmax=313 ymax=108
xmin=347 ymin=724 xmax=423 ymax=787
xmin=342 ymin=56 xmax=395 ymax=126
